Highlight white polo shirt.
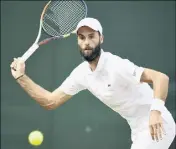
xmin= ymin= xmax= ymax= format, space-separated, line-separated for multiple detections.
xmin=59 ymin=50 xmax=154 ymax=131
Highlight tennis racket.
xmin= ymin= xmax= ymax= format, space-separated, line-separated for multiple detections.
xmin=20 ymin=0 xmax=87 ymax=62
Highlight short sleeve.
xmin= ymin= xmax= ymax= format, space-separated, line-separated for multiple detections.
xmin=112 ymin=55 xmax=145 ymax=84
xmin=59 ymin=69 xmax=86 ymax=96
xmin=121 ymin=59 xmax=144 ymax=84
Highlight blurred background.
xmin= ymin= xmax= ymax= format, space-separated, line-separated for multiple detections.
xmin=1 ymin=1 xmax=175 ymax=149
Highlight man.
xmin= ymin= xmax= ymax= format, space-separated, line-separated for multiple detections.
xmin=11 ymin=18 xmax=175 ymax=149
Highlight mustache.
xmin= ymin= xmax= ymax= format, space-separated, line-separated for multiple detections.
xmin=84 ymin=46 xmax=93 ymax=50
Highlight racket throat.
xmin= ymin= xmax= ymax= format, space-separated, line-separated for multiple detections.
xmin=39 ymin=37 xmax=59 ymax=46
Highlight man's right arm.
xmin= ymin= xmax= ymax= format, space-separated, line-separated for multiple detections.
xmin=10 ymin=57 xmax=72 ymax=110
xmin=17 ymin=75 xmax=72 ymax=110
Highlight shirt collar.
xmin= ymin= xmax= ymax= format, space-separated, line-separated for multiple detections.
xmin=86 ymin=49 xmax=106 ymax=75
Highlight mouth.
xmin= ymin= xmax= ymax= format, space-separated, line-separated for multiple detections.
xmin=84 ymin=48 xmax=92 ymax=51
xmin=84 ymin=49 xmax=92 ymax=52
xmin=83 ymin=49 xmax=92 ymax=55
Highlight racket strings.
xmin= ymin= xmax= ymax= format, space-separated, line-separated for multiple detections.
xmin=52 ymin=1 xmax=85 ymax=23
xmin=42 ymin=21 xmax=59 ymax=36
xmin=50 ymin=1 xmax=85 ymax=30
xmin=42 ymin=1 xmax=87 ymax=36
xmin=58 ymin=2 xmax=86 ymax=34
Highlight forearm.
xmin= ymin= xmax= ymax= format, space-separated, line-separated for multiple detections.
xmin=153 ymin=73 xmax=169 ymax=102
xmin=16 ymin=74 xmax=54 ymax=108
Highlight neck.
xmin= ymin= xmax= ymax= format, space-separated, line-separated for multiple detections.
xmin=88 ymin=56 xmax=100 ymax=71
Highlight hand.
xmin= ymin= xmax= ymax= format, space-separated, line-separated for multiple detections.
xmin=149 ymin=110 xmax=166 ymax=142
xmin=10 ymin=57 xmax=25 ymax=79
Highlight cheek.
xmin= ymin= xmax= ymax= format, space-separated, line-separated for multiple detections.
xmin=78 ymin=41 xmax=84 ymax=49
xmin=91 ymin=40 xmax=99 ymax=47
xmin=78 ymin=40 xmax=86 ymax=47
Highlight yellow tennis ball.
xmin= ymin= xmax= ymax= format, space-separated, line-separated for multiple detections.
xmin=28 ymin=130 xmax=44 ymax=146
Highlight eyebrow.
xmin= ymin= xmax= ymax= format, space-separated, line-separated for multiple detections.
xmin=77 ymin=32 xmax=95 ymax=36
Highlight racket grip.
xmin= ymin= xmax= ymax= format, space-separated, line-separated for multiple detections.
xmin=21 ymin=44 xmax=39 ymax=62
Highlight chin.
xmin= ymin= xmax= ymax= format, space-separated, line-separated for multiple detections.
xmin=84 ymin=50 xmax=92 ymax=54
xmin=85 ymin=54 xmax=93 ymax=58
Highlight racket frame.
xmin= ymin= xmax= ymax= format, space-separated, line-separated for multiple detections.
xmin=21 ymin=0 xmax=87 ymax=62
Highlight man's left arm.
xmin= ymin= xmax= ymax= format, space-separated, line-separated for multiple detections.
xmin=140 ymin=68 xmax=169 ymax=141
xmin=140 ymin=68 xmax=169 ymax=101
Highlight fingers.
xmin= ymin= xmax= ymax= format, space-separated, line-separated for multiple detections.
xmin=10 ymin=59 xmax=17 ymax=70
xmin=150 ymin=123 xmax=165 ymax=142
xmin=149 ymin=125 xmax=155 ymax=140
xmin=154 ymin=124 xmax=159 ymax=141
xmin=160 ymin=123 xmax=166 ymax=136
xmin=157 ymin=123 xmax=162 ymax=140
xmin=10 ymin=57 xmax=24 ymax=71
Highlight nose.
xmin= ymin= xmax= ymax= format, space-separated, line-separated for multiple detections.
xmin=84 ymin=38 xmax=89 ymax=46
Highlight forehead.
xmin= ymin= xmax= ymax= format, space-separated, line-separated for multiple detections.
xmin=77 ymin=26 xmax=97 ymax=35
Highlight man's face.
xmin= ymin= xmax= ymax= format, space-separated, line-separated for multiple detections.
xmin=77 ymin=26 xmax=103 ymax=62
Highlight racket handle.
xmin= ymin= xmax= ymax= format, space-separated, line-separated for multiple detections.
xmin=21 ymin=43 xmax=39 ymax=62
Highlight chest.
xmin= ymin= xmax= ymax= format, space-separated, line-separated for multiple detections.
xmin=85 ymin=70 xmax=130 ymax=100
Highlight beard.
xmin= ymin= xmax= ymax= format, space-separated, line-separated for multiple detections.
xmin=79 ymin=42 xmax=101 ymax=62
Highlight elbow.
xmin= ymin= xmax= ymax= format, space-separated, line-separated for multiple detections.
xmin=162 ymin=73 xmax=169 ymax=82
xmin=43 ymin=103 xmax=60 ymax=110
xmin=44 ymin=101 xmax=59 ymax=110
xmin=159 ymin=73 xmax=169 ymax=83
xmin=43 ymin=105 xmax=57 ymax=110
xmin=42 ymin=96 xmax=60 ymax=110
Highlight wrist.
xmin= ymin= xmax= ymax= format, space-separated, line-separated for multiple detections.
xmin=150 ymin=98 xmax=165 ymax=112
xmin=16 ymin=74 xmax=25 ymax=80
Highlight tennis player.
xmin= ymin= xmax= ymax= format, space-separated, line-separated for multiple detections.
xmin=11 ymin=18 xmax=175 ymax=149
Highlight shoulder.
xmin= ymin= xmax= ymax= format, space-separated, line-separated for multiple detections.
xmin=70 ymin=61 xmax=88 ymax=77
xmin=103 ymin=51 xmax=123 ymax=64
xmin=105 ymin=51 xmax=135 ymax=64
xmin=103 ymin=51 xmax=137 ymax=73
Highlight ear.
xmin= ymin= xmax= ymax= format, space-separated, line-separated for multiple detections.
xmin=100 ymin=35 xmax=104 ymax=44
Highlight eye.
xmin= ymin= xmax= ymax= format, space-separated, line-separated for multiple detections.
xmin=78 ymin=35 xmax=85 ymax=40
xmin=89 ymin=35 xmax=94 ymax=39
